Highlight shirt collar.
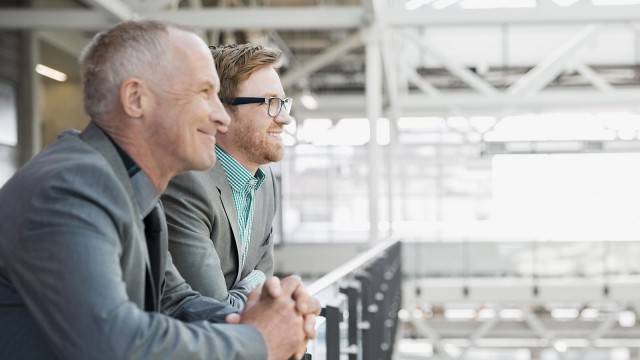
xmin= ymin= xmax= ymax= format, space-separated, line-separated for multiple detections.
xmin=215 ymin=146 xmax=265 ymax=192
xmin=104 ymin=130 xmax=159 ymax=217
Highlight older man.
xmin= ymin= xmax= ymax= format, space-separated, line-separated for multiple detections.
xmin=0 ymin=20 xmax=317 ymax=360
xmin=163 ymin=44 xmax=291 ymax=309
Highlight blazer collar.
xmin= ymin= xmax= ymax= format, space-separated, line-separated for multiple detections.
xmin=80 ymin=122 xmax=159 ymax=218
xmin=211 ymin=161 xmax=243 ymax=266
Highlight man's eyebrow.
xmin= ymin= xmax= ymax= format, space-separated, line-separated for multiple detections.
xmin=200 ymin=80 xmax=215 ymax=90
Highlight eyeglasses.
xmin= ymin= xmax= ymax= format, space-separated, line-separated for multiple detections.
xmin=231 ymin=97 xmax=293 ymax=118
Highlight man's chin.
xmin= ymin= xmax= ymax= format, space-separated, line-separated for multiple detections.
xmin=266 ymin=151 xmax=284 ymax=163
xmin=194 ymin=155 xmax=217 ymax=171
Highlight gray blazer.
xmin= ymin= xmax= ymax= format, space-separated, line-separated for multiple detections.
xmin=0 ymin=123 xmax=267 ymax=359
xmin=163 ymin=161 xmax=277 ymax=308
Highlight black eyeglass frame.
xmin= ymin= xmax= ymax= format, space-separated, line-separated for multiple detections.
xmin=230 ymin=97 xmax=293 ymax=118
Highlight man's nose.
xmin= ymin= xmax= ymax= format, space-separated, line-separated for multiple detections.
xmin=211 ymin=98 xmax=230 ymax=133
xmin=275 ymin=110 xmax=292 ymax=125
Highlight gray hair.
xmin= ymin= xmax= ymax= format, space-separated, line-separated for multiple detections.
xmin=80 ymin=20 xmax=185 ymax=119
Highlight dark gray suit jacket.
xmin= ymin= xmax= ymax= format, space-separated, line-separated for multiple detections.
xmin=0 ymin=123 xmax=267 ymax=359
xmin=163 ymin=161 xmax=277 ymax=309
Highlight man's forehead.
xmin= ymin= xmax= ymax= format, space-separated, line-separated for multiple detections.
xmin=239 ymin=65 xmax=284 ymax=94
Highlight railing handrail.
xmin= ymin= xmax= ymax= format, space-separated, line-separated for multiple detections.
xmin=307 ymin=236 xmax=400 ymax=296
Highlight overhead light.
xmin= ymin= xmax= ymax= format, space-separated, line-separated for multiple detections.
xmin=398 ymin=309 xmax=410 ymax=320
xmin=499 ymin=308 xmax=523 ymax=320
xmin=300 ymin=90 xmax=318 ymax=110
xmin=618 ymin=311 xmax=636 ymax=328
xmin=477 ymin=308 xmax=497 ymax=319
xmin=554 ymin=341 xmax=568 ymax=352
xmin=580 ymin=308 xmax=600 ymax=320
xmin=444 ymin=308 xmax=476 ymax=320
xmin=551 ymin=308 xmax=579 ymax=320
xmin=35 ymin=64 xmax=67 ymax=82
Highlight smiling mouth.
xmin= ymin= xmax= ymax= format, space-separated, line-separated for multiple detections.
xmin=268 ymin=132 xmax=282 ymax=140
xmin=199 ymin=130 xmax=217 ymax=144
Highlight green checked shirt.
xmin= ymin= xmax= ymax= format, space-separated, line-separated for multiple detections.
xmin=215 ymin=146 xmax=266 ymax=286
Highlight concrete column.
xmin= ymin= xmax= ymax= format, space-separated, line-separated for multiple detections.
xmin=381 ymin=28 xmax=400 ymax=238
xmin=366 ymin=26 xmax=382 ymax=243
xmin=17 ymin=31 xmax=41 ymax=165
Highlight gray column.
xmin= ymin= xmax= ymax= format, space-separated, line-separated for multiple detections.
xmin=366 ymin=27 xmax=382 ymax=243
xmin=17 ymin=31 xmax=41 ymax=165
xmin=382 ymin=28 xmax=401 ymax=237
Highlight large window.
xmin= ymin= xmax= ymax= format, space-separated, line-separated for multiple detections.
xmin=279 ymin=112 xmax=640 ymax=243
xmin=492 ymin=153 xmax=640 ymax=241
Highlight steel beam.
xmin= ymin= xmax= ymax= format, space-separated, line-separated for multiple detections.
xmin=281 ymin=28 xmax=365 ymax=89
xmin=521 ymin=305 xmax=567 ymax=359
xmin=507 ymin=24 xmax=599 ymax=97
xmin=406 ymin=69 xmax=442 ymax=99
xmin=4 ymin=4 xmax=640 ymax=31
xmin=382 ymin=5 xmax=640 ymax=26
xmin=459 ymin=306 xmax=501 ymax=359
xmin=576 ymin=307 xmax=621 ymax=359
xmin=409 ymin=318 xmax=455 ymax=360
xmin=574 ymin=62 xmax=616 ymax=94
xmin=291 ymin=89 xmax=640 ymax=118
xmin=0 ymin=10 xmax=113 ymax=30
xmin=80 ymin=0 xmax=136 ymax=21
xmin=37 ymin=30 xmax=90 ymax=57
xmin=0 ymin=7 xmax=364 ymax=30
xmin=402 ymin=30 xmax=499 ymax=96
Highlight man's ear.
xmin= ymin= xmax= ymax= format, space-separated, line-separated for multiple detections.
xmin=120 ymin=78 xmax=147 ymax=118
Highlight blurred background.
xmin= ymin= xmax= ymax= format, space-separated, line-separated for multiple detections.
xmin=2 ymin=0 xmax=640 ymax=359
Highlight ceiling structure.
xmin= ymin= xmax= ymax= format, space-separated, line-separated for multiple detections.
xmin=2 ymin=0 xmax=640 ymax=120
xmin=4 ymin=0 xmax=640 ymax=245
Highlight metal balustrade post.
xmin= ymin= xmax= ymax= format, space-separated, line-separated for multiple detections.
xmin=386 ymin=244 xmax=402 ymax=360
xmin=367 ymin=265 xmax=383 ymax=360
xmin=321 ymin=305 xmax=342 ymax=360
xmin=340 ymin=286 xmax=359 ymax=360
xmin=356 ymin=274 xmax=374 ymax=360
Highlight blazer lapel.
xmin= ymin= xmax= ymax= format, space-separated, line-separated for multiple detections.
xmin=80 ymin=122 xmax=156 ymax=309
xmin=246 ymin=182 xmax=266 ymax=276
xmin=211 ymin=162 xmax=243 ymax=281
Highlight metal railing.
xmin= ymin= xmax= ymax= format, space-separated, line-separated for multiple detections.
xmin=306 ymin=238 xmax=402 ymax=360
